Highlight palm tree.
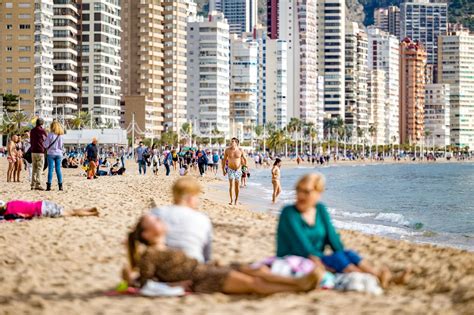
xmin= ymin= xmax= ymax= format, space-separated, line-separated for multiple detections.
xmin=0 ymin=111 xmax=30 ymax=137
xmin=368 ymin=124 xmax=376 ymax=158
xmin=268 ymin=129 xmax=286 ymax=153
xmin=287 ymin=118 xmax=302 ymax=155
xmin=0 ymin=94 xmax=20 ymax=113
xmin=69 ymin=111 xmax=91 ymax=130
xmin=356 ymin=127 xmax=365 ymax=155
xmin=160 ymin=131 xmax=178 ymax=147
xmin=180 ymin=122 xmax=192 ymax=146
xmin=211 ymin=127 xmax=221 ymax=145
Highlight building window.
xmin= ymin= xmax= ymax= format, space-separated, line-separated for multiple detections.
xmin=18 ymin=3 xmax=31 ymax=8
xmin=6 ymin=78 xmax=12 ymax=84
xmin=18 ymin=46 xmax=31 ymax=51
xmin=18 ymin=67 xmax=31 ymax=73
xmin=19 ymin=14 xmax=31 ymax=19
xmin=6 ymin=57 xmax=12 ymax=62
xmin=5 ymin=13 xmax=12 ymax=18
xmin=19 ymin=89 xmax=30 ymax=94
xmin=19 ymin=78 xmax=30 ymax=84
xmin=19 ymin=24 xmax=31 ymax=29
xmin=19 ymin=57 xmax=30 ymax=62
xmin=5 ymin=3 xmax=13 ymax=8
xmin=6 ymin=24 xmax=13 ymax=29
xmin=6 ymin=46 xmax=12 ymax=51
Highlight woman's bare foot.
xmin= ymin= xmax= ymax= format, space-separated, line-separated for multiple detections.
xmin=378 ymin=266 xmax=392 ymax=289
xmin=392 ymin=267 xmax=412 ymax=285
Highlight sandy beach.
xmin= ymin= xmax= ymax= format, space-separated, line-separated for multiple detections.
xmin=0 ymin=158 xmax=473 ymax=315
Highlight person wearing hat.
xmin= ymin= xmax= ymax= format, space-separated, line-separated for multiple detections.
xmin=85 ymin=138 xmax=99 ymax=179
xmin=29 ymin=118 xmax=47 ymax=190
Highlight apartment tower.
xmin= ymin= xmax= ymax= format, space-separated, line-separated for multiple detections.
xmin=400 ymin=0 xmax=447 ymax=81
xmin=80 ymin=0 xmax=121 ymax=127
xmin=318 ymin=0 xmax=345 ymax=119
xmin=425 ymin=84 xmax=450 ymax=147
xmin=53 ymin=0 xmax=79 ymax=121
xmin=278 ymin=0 xmax=319 ymax=124
xmin=374 ymin=6 xmax=400 ymax=38
xmin=367 ymin=27 xmax=400 ymax=144
xmin=438 ymin=31 xmax=474 ymax=148
xmin=121 ymin=0 xmax=164 ymax=138
xmin=399 ymin=38 xmax=427 ymax=144
xmin=345 ymin=22 xmax=369 ymax=135
xmin=187 ymin=11 xmax=230 ymax=139
xmin=217 ymin=0 xmax=256 ymax=35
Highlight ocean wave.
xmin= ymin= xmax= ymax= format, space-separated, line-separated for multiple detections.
xmin=333 ymin=219 xmax=418 ymax=237
xmin=374 ymin=213 xmax=410 ymax=226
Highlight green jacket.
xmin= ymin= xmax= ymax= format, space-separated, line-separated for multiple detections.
xmin=277 ymin=203 xmax=344 ymax=258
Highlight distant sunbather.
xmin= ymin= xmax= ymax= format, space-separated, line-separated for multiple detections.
xmin=0 ymin=200 xmax=99 ymax=220
xmin=127 ymin=214 xmax=324 ymax=295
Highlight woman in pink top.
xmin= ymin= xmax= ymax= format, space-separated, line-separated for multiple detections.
xmin=0 ymin=200 xmax=99 ymax=220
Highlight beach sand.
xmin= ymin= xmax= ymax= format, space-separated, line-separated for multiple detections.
xmin=0 ymin=159 xmax=473 ymax=315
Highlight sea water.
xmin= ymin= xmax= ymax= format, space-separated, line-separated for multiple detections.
xmin=241 ymin=162 xmax=474 ymax=251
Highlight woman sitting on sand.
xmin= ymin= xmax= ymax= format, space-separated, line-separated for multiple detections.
xmin=0 ymin=199 xmax=99 ymax=220
xmin=276 ymin=173 xmax=410 ymax=288
xmin=127 ymin=214 xmax=324 ymax=295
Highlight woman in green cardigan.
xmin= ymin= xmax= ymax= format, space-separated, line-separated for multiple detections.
xmin=277 ymin=173 xmax=409 ymax=288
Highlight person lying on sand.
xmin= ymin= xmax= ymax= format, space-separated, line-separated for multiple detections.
xmin=122 ymin=177 xmax=213 ymax=283
xmin=0 ymin=200 xmax=99 ymax=220
xmin=127 ymin=214 xmax=324 ymax=295
xmin=276 ymin=173 xmax=411 ymax=289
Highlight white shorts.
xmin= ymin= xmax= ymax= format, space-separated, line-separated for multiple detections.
xmin=41 ymin=201 xmax=64 ymax=217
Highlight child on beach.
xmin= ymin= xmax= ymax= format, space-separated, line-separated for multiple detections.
xmin=0 ymin=200 xmax=99 ymax=220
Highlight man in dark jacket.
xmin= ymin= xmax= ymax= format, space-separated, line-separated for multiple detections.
xmin=30 ymin=118 xmax=47 ymax=190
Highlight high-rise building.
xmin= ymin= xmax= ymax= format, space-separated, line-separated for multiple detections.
xmin=267 ymin=0 xmax=278 ymax=39
xmin=374 ymin=6 xmax=400 ymax=38
xmin=278 ymin=0 xmax=319 ymax=124
xmin=345 ymin=22 xmax=369 ymax=136
xmin=80 ymin=0 xmax=121 ymax=127
xmin=53 ymin=0 xmax=79 ymax=122
xmin=367 ymin=27 xmax=400 ymax=144
xmin=251 ymin=25 xmax=288 ymax=129
xmin=374 ymin=8 xmax=388 ymax=32
xmin=438 ymin=31 xmax=474 ymax=148
xmin=425 ymin=83 xmax=450 ymax=147
xmin=318 ymin=0 xmax=345 ymax=119
xmin=399 ymin=38 xmax=427 ymax=144
xmin=162 ymin=0 xmax=194 ymax=133
xmin=187 ymin=11 xmax=230 ymax=139
xmin=121 ymin=0 xmax=164 ymax=138
xmin=230 ymin=34 xmax=258 ymax=140
xmin=367 ymin=69 xmax=387 ymax=145
xmin=0 ymin=0 xmax=55 ymax=121
xmin=215 ymin=0 xmax=256 ymax=35
xmin=400 ymin=0 xmax=447 ymax=80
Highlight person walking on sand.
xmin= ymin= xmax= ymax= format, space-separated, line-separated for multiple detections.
xmin=85 ymin=138 xmax=99 ymax=179
xmin=222 ymin=137 xmax=246 ymax=205
xmin=30 ymin=118 xmax=47 ymax=190
xmin=44 ymin=121 xmax=64 ymax=191
xmin=135 ymin=142 xmax=148 ymax=175
xmin=272 ymin=158 xmax=282 ymax=203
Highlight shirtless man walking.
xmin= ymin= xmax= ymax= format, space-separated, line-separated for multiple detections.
xmin=222 ymin=138 xmax=246 ymax=205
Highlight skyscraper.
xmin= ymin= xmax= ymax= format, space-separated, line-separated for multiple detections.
xmin=367 ymin=27 xmax=400 ymax=144
xmin=187 ymin=11 xmax=230 ymax=139
xmin=216 ymin=0 xmax=256 ymax=35
xmin=0 ymin=0 xmax=55 ymax=121
xmin=230 ymin=34 xmax=258 ymax=140
xmin=425 ymin=84 xmax=450 ymax=147
xmin=267 ymin=0 xmax=278 ymax=39
xmin=400 ymin=0 xmax=447 ymax=81
xmin=121 ymin=0 xmax=165 ymax=138
xmin=345 ymin=22 xmax=369 ymax=136
xmin=318 ymin=0 xmax=345 ymax=119
xmin=279 ymin=0 xmax=319 ymax=124
xmin=53 ymin=0 xmax=79 ymax=122
xmin=251 ymin=25 xmax=288 ymax=129
xmin=80 ymin=0 xmax=122 ymax=127
xmin=399 ymin=38 xmax=427 ymax=144
xmin=438 ymin=31 xmax=474 ymax=148
xmin=374 ymin=6 xmax=400 ymax=38
xmin=367 ymin=69 xmax=387 ymax=145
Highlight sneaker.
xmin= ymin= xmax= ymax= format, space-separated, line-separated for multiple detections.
xmin=140 ymin=280 xmax=185 ymax=297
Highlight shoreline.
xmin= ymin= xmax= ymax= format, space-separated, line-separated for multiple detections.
xmin=0 ymin=159 xmax=473 ymax=314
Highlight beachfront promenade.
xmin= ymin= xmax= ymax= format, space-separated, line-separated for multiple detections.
xmin=0 ymin=159 xmax=473 ymax=314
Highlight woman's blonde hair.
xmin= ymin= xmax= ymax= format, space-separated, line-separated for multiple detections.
xmin=172 ymin=177 xmax=202 ymax=203
xmin=296 ymin=173 xmax=326 ymax=193
xmin=50 ymin=121 xmax=65 ymax=135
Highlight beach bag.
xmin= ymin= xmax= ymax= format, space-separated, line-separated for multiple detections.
xmin=24 ymin=149 xmax=32 ymax=164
